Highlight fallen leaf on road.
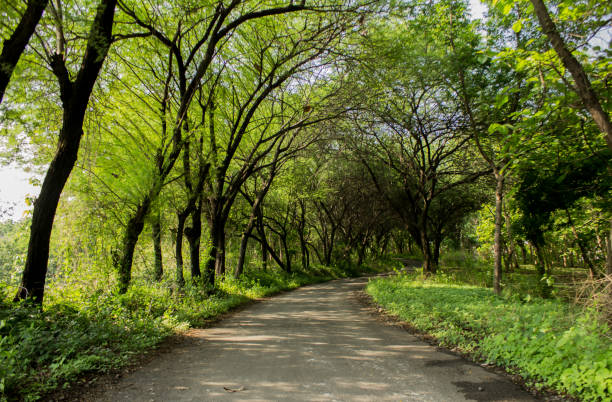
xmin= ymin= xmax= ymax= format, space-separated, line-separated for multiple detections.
xmin=223 ymin=386 xmax=246 ymax=392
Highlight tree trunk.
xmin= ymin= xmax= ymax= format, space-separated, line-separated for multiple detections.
xmin=433 ymin=235 xmax=441 ymax=267
xmin=282 ymin=235 xmax=291 ymax=273
xmin=298 ymin=201 xmax=309 ymax=269
xmin=186 ymin=201 xmax=202 ymax=279
xmin=215 ymin=227 xmax=226 ymax=277
xmin=534 ymin=243 xmax=546 ymax=277
xmin=0 ymin=0 xmax=50 ymax=103
xmin=493 ymin=173 xmax=504 ymax=295
xmin=357 ymin=240 xmax=367 ymax=266
xmin=235 ymin=230 xmax=251 ymax=278
xmin=152 ymin=214 xmax=163 ymax=281
xmin=205 ymin=217 xmax=220 ymax=284
xmin=419 ymin=219 xmax=436 ymax=275
xmin=261 ymin=239 xmax=268 ymax=271
xmin=15 ymin=0 xmax=118 ymax=305
xmin=530 ymin=0 xmax=612 ymax=151
xmin=116 ymin=197 xmax=151 ymax=294
xmin=175 ymin=211 xmax=187 ymax=287
xmin=520 ymin=242 xmax=527 ymax=265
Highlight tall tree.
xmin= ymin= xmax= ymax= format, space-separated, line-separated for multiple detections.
xmin=15 ymin=0 xmax=118 ymax=304
xmin=529 ymin=0 xmax=612 ymax=150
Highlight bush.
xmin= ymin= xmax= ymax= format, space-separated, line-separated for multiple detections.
xmin=367 ymin=274 xmax=612 ymax=401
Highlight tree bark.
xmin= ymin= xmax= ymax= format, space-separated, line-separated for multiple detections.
xmin=186 ymin=201 xmax=202 ymax=279
xmin=175 ymin=211 xmax=188 ymax=287
xmin=530 ymin=0 xmax=612 ymax=151
xmin=0 ymin=0 xmax=50 ymax=103
xmin=493 ymin=173 xmax=504 ymax=295
xmin=117 ymin=196 xmax=150 ymax=294
xmin=519 ymin=242 xmax=527 ymax=265
xmin=281 ymin=235 xmax=292 ymax=273
xmin=298 ymin=200 xmax=309 ymax=269
xmin=235 ymin=228 xmax=252 ymax=278
xmin=15 ymin=0 xmax=118 ymax=304
xmin=152 ymin=214 xmax=163 ymax=281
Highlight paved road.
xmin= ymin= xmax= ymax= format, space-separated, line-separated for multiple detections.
xmin=97 ymin=277 xmax=536 ymax=401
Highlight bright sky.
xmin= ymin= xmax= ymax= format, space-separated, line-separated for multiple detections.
xmin=0 ymin=164 xmax=40 ymax=221
xmin=0 ymin=1 xmax=489 ymax=222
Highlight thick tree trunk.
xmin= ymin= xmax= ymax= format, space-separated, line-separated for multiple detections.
xmin=419 ymin=218 xmax=436 ymax=275
xmin=503 ymin=202 xmax=518 ymax=271
xmin=235 ymin=211 xmax=256 ymax=278
xmin=205 ymin=218 xmax=220 ymax=284
xmin=357 ymin=242 xmax=366 ymax=266
xmin=16 ymin=127 xmax=81 ymax=302
xmin=175 ymin=211 xmax=187 ymax=287
xmin=15 ymin=0 xmax=118 ymax=305
xmin=534 ymin=243 xmax=547 ymax=278
xmin=186 ymin=202 xmax=202 ymax=279
xmin=205 ymin=213 xmax=227 ymax=279
xmin=530 ymin=0 xmax=612 ymax=151
xmin=152 ymin=214 xmax=163 ymax=281
xmin=0 ymin=0 xmax=50 ymax=103
xmin=282 ymin=236 xmax=292 ymax=273
xmin=493 ymin=173 xmax=504 ymax=295
xmin=117 ymin=197 xmax=151 ymax=294
xmin=215 ymin=226 xmax=226 ymax=277
xmin=235 ymin=230 xmax=251 ymax=278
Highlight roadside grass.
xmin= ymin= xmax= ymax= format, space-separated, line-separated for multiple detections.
xmin=0 ymin=264 xmax=376 ymax=401
xmin=366 ymin=272 xmax=612 ymax=401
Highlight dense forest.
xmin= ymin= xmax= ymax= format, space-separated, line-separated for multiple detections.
xmin=0 ymin=0 xmax=611 ymax=400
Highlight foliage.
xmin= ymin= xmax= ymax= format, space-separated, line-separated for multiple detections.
xmin=0 ymin=264 xmax=374 ymax=401
xmin=367 ymin=274 xmax=612 ymax=401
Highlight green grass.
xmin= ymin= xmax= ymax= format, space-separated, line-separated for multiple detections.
xmin=366 ymin=273 xmax=612 ymax=401
xmin=0 ymin=264 xmax=376 ymax=401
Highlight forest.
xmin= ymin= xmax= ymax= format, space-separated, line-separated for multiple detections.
xmin=0 ymin=0 xmax=611 ymax=400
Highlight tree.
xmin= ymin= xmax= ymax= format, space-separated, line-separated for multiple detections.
xmin=15 ymin=0 xmax=118 ymax=304
xmin=529 ymin=0 xmax=612 ymax=150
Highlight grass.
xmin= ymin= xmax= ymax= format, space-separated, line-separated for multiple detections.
xmin=366 ymin=271 xmax=612 ymax=401
xmin=0 ymin=264 xmax=376 ymax=401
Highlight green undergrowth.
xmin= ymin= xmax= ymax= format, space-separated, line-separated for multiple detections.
xmin=0 ymin=264 xmax=374 ymax=401
xmin=366 ymin=273 xmax=612 ymax=401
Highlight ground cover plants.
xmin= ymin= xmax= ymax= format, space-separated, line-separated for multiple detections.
xmin=0 ymin=265 xmax=371 ymax=401
xmin=366 ymin=270 xmax=612 ymax=401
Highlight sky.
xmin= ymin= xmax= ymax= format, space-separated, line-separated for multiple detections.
xmin=0 ymin=1 xmax=487 ymax=221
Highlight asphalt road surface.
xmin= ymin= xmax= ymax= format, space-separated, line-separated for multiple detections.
xmin=97 ymin=277 xmax=537 ymax=401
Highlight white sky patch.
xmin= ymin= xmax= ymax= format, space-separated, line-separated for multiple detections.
xmin=0 ymin=164 xmax=40 ymax=221
xmin=469 ymin=0 xmax=487 ymax=21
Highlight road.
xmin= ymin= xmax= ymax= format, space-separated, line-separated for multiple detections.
xmin=97 ymin=277 xmax=536 ymax=401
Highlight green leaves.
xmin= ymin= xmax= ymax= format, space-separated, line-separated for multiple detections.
xmin=367 ymin=275 xmax=612 ymax=401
